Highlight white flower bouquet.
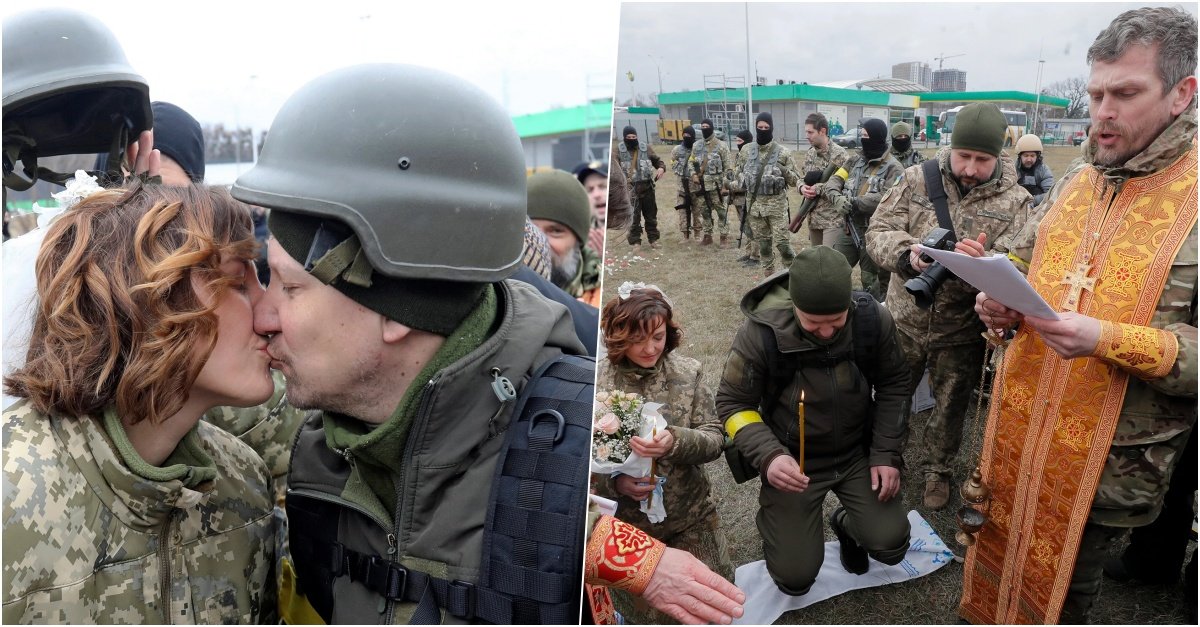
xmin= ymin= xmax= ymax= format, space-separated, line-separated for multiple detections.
xmin=590 ymin=389 xmax=667 ymax=477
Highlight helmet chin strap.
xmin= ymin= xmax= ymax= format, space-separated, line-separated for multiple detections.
xmin=3 ymin=122 xmax=130 ymax=192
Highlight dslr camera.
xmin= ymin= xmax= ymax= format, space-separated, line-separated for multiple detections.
xmin=904 ymin=227 xmax=957 ymax=309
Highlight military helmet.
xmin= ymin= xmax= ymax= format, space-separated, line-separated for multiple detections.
xmin=232 ymin=63 xmax=526 ymax=283
xmin=1015 ymin=133 xmax=1043 ymax=154
xmin=3 ymin=9 xmax=151 ymax=160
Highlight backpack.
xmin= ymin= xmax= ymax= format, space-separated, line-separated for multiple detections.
xmin=289 ymin=354 xmax=594 ymax=624
xmin=724 ymin=292 xmax=881 ymax=483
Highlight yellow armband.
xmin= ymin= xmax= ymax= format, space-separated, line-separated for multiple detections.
xmin=1007 ymin=251 xmax=1030 ymax=274
xmin=833 ymin=167 xmax=849 ymax=181
xmin=725 ymin=410 xmax=764 ymax=439
xmin=1091 ymin=321 xmax=1179 ymax=379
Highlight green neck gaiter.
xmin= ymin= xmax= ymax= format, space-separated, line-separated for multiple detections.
xmin=103 ymin=407 xmax=218 ymax=489
xmin=323 ymin=285 xmax=498 ymax=519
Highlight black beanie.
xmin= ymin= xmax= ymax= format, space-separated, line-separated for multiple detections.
xmin=736 ymin=129 xmax=753 ymax=144
xmin=151 ymin=101 xmax=205 ymax=182
xmin=788 ymin=246 xmax=852 ymax=315
xmin=860 ymin=118 xmax=890 ymax=160
xmin=682 ymin=126 xmax=696 ymax=138
xmin=755 ymin=112 xmax=773 ymax=128
xmin=268 ymin=210 xmax=486 ymax=336
xmin=622 ymin=125 xmax=637 ymax=137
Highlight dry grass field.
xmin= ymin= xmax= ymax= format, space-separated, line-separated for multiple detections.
xmin=598 ymin=142 xmax=1192 ymax=624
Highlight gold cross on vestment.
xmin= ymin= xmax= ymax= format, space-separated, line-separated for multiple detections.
xmin=1060 ymin=262 xmax=1096 ymax=312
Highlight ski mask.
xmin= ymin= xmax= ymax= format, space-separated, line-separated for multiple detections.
xmin=682 ymin=126 xmax=695 ymax=150
xmin=890 ymin=121 xmax=912 ymax=153
xmin=860 ymin=118 xmax=889 ymax=161
xmin=701 ymin=118 xmax=714 ymax=139
xmin=755 ymin=112 xmax=773 ymax=145
xmin=736 ymin=130 xmax=753 ymax=151
xmin=623 ymin=125 xmax=638 ymax=151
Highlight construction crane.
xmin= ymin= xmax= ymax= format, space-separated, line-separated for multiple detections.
xmin=935 ymin=53 xmax=965 ymax=70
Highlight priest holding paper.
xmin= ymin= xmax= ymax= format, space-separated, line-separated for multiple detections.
xmin=962 ymin=7 xmax=1197 ymax=623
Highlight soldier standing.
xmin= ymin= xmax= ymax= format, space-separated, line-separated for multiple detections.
xmin=737 ymin=112 xmax=800 ymax=277
xmin=730 ymin=129 xmax=758 ymax=266
xmin=716 ymin=247 xmax=911 ymax=596
xmin=669 ymin=126 xmax=700 ymax=241
xmin=690 ymin=118 xmax=733 ymax=247
xmin=616 ymin=125 xmax=666 ymax=250
xmin=1014 ymin=133 xmax=1055 ymax=207
xmin=798 ymin=112 xmax=849 ymax=248
xmin=865 ymin=103 xmax=1033 ymax=510
xmin=889 ymin=121 xmax=925 ymax=168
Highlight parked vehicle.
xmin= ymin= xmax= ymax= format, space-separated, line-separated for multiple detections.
xmin=833 ymin=127 xmax=863 ymax=148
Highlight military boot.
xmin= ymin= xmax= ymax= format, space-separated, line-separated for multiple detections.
xmin=923 ymin=474 xmax=950 ymax=510
xmin=719 ymin=234 xmax=729 ymax=248
xmin=830 ymin=507 xmax=869 ymax=575
xmin=701 ymin=233 xmax=713 ymax=246
xmin=693 ymin=225 xmax=704 ymax=240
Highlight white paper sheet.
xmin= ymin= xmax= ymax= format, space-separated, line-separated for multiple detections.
xmin=732 ymin=510 xmax=956 ymax=625
xmin=917 ymin=246 xmax=1061 ymax=320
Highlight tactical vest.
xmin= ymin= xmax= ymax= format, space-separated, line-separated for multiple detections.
xmin=617 ymin=141 xmax=655 ymax=183
xmin=846 ymin=157 xmax=888 ymax=199
xmin=693 ymin=138 xmax=725 ymax=176
xmin=671 ymin=145 xmax=690 ymax=177
xmin=742 ymin=142 xmax=786 ymax=196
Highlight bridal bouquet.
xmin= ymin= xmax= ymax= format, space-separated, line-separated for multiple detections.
xmin=590 ymin=390 xmax=666 ymax=477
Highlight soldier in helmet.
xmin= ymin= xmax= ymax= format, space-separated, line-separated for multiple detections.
xmin=615 ymin=125 xmax=666 ymax=250
xmin=1014 ymin=133 xmax=1055 ymax=207
xmin=234 ymin=64 xmax=592 ymax=624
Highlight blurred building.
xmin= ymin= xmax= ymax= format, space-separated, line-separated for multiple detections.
xmin=892 ymin=61 xmax=932 ymax=90
xmin=932 ymin=69 xmax=968 ymax=92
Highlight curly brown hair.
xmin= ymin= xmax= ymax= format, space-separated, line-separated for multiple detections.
xmin=600 ymin=289 xmax=682 ymax=366
xmin=4 ymin=182 xmax=257 ymax=425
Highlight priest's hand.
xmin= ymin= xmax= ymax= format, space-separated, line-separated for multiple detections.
xmin=614 ymin=474 xmax=656 ymax=501
xmin=1023 ymin=311 xmax=1102 ymax=359
xmin=642 ymin=547 xmax=746 ymax=625
xmin=766 ymin=455 xmax=809 ymax=493
xmin=975 ymin=292 xmax=1023 ymax=331
xmin=871 ymin=465 xmax=901 ymax=502
xmin=954 ymin=232 xmax=988 ymax=257
xmin=631 ymin=428 xmax=675 ymax=459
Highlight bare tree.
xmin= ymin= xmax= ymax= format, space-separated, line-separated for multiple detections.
xmin=1046 ymin=76 xmax=1089 ymax=119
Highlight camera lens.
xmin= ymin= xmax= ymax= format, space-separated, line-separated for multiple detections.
xmin=905 ymin=261 xmax=953 ymax=308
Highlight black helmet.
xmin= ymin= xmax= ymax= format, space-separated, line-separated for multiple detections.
xmin=3 ymin=8 xmax=151 ymax=190
xmin=232 ymin=63 xmax=526 ymax=283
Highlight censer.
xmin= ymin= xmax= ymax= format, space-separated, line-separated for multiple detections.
xmin=955 ymin=329 xmax=1008 ymax=546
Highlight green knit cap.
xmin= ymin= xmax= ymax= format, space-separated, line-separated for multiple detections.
xmin=891 ymin=121 xmax=912 ymax=137
xmin=950 ymin=103 xmax=1007 ymax=157
xmin=268 ymin=210 xmax=486 ymax=336
xmin=527 ymin=169 xmax=592 ymax=246
xmin=788 ymin=246 xmax=852 ymax=315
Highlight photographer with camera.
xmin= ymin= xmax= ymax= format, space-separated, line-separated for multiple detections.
xmin=865 ymin=102 xmax=1033 ymax=510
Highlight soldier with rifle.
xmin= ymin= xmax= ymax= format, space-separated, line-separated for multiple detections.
xmin=798 ymin=112 xmax=849 ymax=247
xmin=736 ymin=112 xmax=800 ymax=277
xmin=670 ymin=126 xmax=699 ymax=242
xmin=690 ymin=118 xmax=732 ymax=247
xmin=730 ymin=130 xmax=757 ymax=266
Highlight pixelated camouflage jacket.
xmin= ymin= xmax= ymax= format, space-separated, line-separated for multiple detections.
xmin=734 ymin=140 xmax=801 ymax=202
xmin=2 ymin=402 xmax=276 ymax=624
xmin=715 ymin=274 xmax=910 ymax=478
xmin=825 ymin=150 xmax=906 ymax=225
xmin=1021 ymin=109 xmax=1197 ymax=527
xmin=203 ymin=368 xmax=305 ymax=503
xmin=801 ymin=142 xmax=850 ymax=229
xmin=866 ymin=147 xmax=1034 ymax=346
xmin=891 ymin=146 xmax=925 ymax=168
xmin=285 ymin=280 xmax=587 ymax=624
xmin=591 ymin=352 xmax=725 ymax=539
xmin=690 ymin=134 xmax=733 ymax=191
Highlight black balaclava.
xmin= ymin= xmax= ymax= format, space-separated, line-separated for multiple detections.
xmin=736 ymin=129 xmax=753 ymax=151
xmin=682 ymin=126 xmax=696 ymax=150
xmin=755 ymin=112 xmax=773 ymax=145
xmin=623 ymin=125 xmax=638 ymax=151
xmin=892 ymin=136 xmax=912 ymax=153
xmin=701 ymin=118 xmax=714 ymax=139
xmin=860 ymin=118 xmax=889 ymax=161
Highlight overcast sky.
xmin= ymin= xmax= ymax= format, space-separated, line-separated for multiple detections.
xmin=617 ymin=2 xmax=1197 ymax=102
xmin=4 ymin=1 xmax=620 ymax=129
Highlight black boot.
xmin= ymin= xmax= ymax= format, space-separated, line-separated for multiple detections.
xmin=830 ymin=507 xmax=869 ymax=575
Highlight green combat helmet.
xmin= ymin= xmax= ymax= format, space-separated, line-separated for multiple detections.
xmin=232 ymin=63 xmax=526 ymax=283
xmin=3 ymin=8 xmax=151 ymax=190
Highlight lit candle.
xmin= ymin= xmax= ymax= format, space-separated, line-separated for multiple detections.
xmin=648 ymin=426 xmax=658 ymax=508
xmin=798 ymin=390 xmax=805 ymax=474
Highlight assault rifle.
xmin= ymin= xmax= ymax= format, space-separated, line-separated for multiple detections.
xmin=787 ymin=162 xmax=839 ymax=233
xmin=676 ymin=167 xmax=694 ymax=235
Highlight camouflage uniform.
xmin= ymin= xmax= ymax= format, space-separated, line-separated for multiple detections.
xmin=827 ymin=151 xmax=906 ymax=301
xmin=670 ymin=143 xmax=699 ymax=239
xmin=690 ymin=134 xmax=733 ymax=239
xmin=800 ymin=141 xmax=849 ymax=247
xmin=565 ymin=245 xmax=603 ymax=307
xmin=715 ymin=274 xmax=911 ymax=595
xmin=736 ymin=140 xmax=800 ymax=274
xmin=727 ymin=149 xmax=756 ymax=260
xmin=866 ymin=147 xmax=1033 ymax=484
xmin=615 ymin=140 xmax=665 ymax=245
xmin=891 ymin=145 xmax=925 ymax=168
xmin=2 ymin=401 xmax=276 ymax=623
xmin=593 ymin=352 xmax=732 ymax=623
xmin=1008 ymin=109 xmax=1198 ymax=623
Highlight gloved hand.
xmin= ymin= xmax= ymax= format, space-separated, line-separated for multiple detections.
xmin=832 ymin=193 xmax=854 ymax=217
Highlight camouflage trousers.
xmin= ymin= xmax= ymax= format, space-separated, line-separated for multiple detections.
xmin=692 ymin=189 xmax=728 ymax=236
xmin=758 ymin=454 xmax=910 ymax=595
xmin=730 ymin=197 xmax=757 ymax=257
xmin=610 ymin=514 xmax=734 ymax=624
xmin=748 ymin=194 xmax=794 ymax=273
xmin=674 ymin=180 xmax=700 ymax=238
xmin=628 ymin=183 xmax=660 ymax=245
xmin=833 ymin=217 xmax=889 ymax=301
xmin=896 ymin=328 xmax=986 ymax=481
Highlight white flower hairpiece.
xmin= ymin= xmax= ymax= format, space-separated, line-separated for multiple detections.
xmin=42 ymin=170 xmax=103 ymax=229
xmin=616 ymin=281 xmax=673 ymax=307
